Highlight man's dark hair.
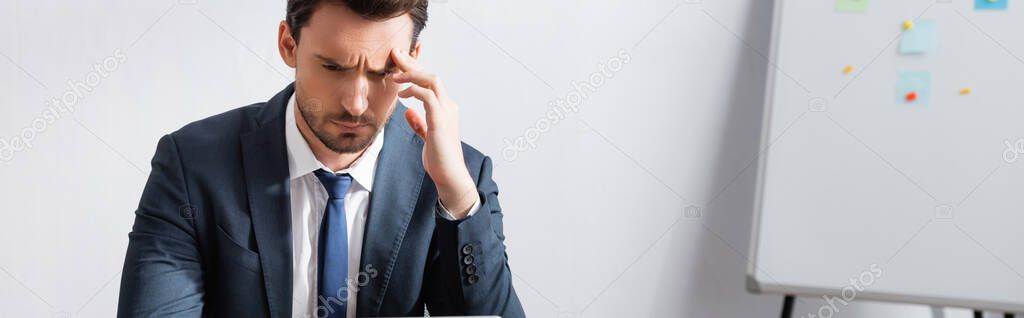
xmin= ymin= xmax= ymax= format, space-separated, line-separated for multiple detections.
xmin=286 ymin=0 xmax=428 ymax=45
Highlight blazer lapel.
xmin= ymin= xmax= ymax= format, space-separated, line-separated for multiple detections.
xmin=240 ymin=83 xmax=295 ymax=318
xmin=358 ymin=101 xmax=426 ymax=315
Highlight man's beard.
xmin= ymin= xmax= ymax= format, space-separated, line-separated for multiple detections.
xmin=296 ymin=99 xmax=389 ymax=154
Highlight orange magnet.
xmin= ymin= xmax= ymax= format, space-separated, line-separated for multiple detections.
xmin=905 ymin=91 xmax=918 ymax=102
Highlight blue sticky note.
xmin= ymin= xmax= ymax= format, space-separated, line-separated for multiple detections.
xmin=836 ymin=0 xmax=869 ymax=12
xmin=897 ymin=71 xmax=931 ymax=106
xmin=900 ymin=20 xmax=937 ymax=55
xmin=975 ymin=0 xmax=1009 ymax=10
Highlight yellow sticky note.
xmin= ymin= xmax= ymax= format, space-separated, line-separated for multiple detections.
xmin=903 ymin=20 xmax=914 ymax=30
xmin=960 ymin=88 xmax=972 ymax=95
xmin=843 ymin=65 xmax=855 ymax=75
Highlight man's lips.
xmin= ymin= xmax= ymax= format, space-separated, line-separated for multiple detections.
xmin=330 ymin=120 xmax=367 ymax=131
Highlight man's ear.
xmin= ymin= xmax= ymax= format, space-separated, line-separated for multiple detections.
xmin=409 ymin=40 xmax=422 ymax=60
xmin=278 ymin=21 xmax=298 ymax=68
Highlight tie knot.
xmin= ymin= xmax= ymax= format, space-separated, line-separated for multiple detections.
xmin=314 ymin=170 xmax=352 ymax=199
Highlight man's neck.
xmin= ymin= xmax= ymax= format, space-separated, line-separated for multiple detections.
xmin=294 ymin=105 xmax=366 ymax=172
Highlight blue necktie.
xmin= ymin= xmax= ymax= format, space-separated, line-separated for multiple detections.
xmin=314 ymin=170 xmax=352 ymax=318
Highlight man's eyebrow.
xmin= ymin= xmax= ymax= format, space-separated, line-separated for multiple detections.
xmin=314 ymin=54 xmax=351 ymax=67
xmin=315 ymin=53 xmax=393 ymax=73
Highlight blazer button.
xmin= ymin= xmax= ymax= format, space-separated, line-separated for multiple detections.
xmin=462 ymin=254 xmax=475 ymax=265
xmin=465 ymin=264 xmax=477 ymax=275
xmin=461 ymin=244 xmax=474 ymax=255
xmin=467 ymin=274 xmax=480 ymax=285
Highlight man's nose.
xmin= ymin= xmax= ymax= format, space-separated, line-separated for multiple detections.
xmin=340 ymin=77 xmax=369 ymax=115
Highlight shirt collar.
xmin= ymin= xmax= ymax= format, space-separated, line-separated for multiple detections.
xmin=285 ymin=93 xmax=384 ymax=191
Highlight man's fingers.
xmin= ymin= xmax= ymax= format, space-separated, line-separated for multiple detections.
xmin=390 ymin=47 xmax=454 ymax=136
xmin=390 ymin=48 xmax=421 ymax=73
xmin=404 ymin=108 xmax=427 ymax=139
xmin=390 ymin=71 xmax=445 ymax=97
xmin=398 ymin=85 xmax=440 ymax=111
xmin=388 ymin=48 xmax=446 ymax=97
xmin=398 ymin=85 xmax=442 ymax=126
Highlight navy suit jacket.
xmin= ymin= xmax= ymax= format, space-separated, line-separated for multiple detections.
xmin=117 ymin=84 xmax=524 ymax=317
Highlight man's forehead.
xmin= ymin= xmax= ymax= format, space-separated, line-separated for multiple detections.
xmin=304 ymin=4 xmax=414 ymax=53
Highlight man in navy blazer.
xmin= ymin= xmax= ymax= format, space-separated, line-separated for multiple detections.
xmin=117 ymin=0 xmax=523 ymax=317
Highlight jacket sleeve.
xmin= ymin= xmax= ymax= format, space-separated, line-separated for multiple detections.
xmin=117 ymin=134 xmax=205 ymax=317
xmin=425 ymin=155 xmax=525 ymax=317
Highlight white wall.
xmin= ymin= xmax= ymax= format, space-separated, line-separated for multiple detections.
xmin=0 ymin=0 xmax=999 ymax=317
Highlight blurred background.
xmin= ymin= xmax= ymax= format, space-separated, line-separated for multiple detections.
xmin=0 ymin=0 xmax=1011 ymax=317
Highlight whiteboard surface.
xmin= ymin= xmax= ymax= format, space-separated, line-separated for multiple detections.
xmin=749 ymin=0 xmax=1024 ymax=312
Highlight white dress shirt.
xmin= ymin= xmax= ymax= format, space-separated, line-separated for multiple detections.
xmin=285 ymin=94 xmax=478 ymax=318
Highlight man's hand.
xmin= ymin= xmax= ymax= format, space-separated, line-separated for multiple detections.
xmin=389 ymin=48 xmax=476 ymax=219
